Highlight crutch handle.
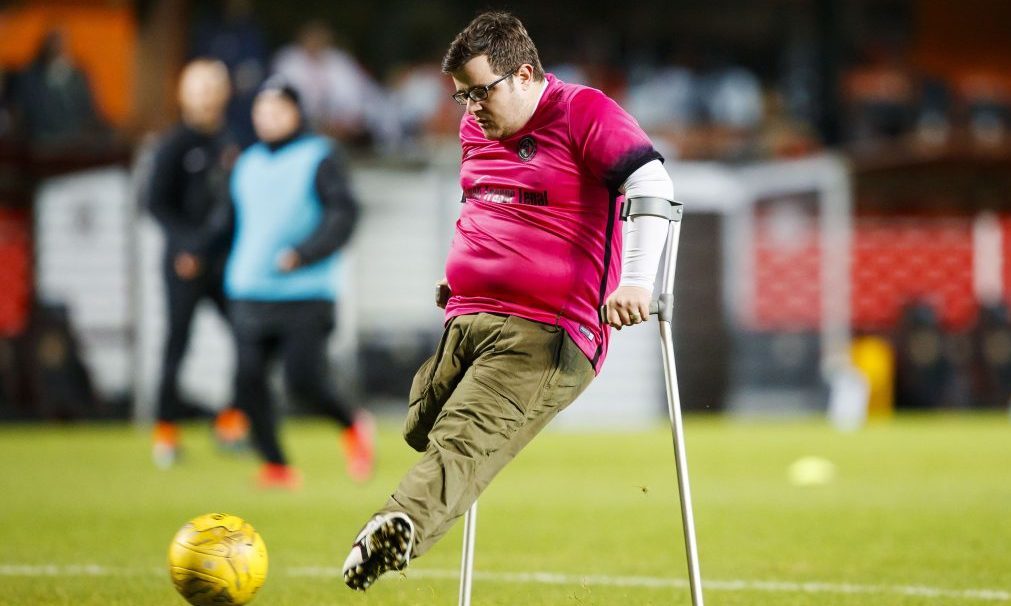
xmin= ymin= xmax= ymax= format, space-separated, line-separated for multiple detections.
xmin=598 ymin=300 xmax=661 ymax=325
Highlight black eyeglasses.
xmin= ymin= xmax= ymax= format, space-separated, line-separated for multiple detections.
xmin=451 ymin=68 xmax=518 ymax=105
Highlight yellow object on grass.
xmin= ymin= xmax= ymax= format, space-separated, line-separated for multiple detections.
xmin=851 ymin=336 xmax=895 ymax=420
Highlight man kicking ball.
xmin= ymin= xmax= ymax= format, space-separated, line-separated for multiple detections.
xmin=342 ymin=11 xmax=675 ymax=589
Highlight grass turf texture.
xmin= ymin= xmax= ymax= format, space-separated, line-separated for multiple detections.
xmin=0 ymin=414 xmax=1008 ymax=605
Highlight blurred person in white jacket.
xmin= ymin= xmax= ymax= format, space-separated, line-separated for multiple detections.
xmin=272 ymin=21 xmax=396 ymax=148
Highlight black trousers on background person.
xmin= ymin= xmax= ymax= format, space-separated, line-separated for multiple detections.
xmin=157 ymin=253 xmax=229 ymax=422
xmin=229 ymin=299 xmax=355 ymax=465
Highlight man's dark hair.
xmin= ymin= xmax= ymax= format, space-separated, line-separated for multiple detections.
xmin=441 ymin=11 xmax=544 ymax=81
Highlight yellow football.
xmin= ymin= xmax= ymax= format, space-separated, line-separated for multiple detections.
xmin=168 ymin=513 xmax=268 ymax=606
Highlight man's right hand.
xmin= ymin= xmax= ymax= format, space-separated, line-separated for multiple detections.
xmin=435 ymin=278 xmax=451 ymax=309
xmin=174 ymin=252 xmax=201 ymax=280
xmin=603 ymin=285 xmax=651 ymax=330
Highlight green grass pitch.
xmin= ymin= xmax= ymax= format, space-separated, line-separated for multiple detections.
xmin=1 ymin=414 xmax=1009 ymax=605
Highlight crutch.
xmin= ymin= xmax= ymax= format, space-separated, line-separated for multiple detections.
xmin=458 ymin=501 xmax=477 ymax=606
xmin=458 ymin=199 xmax=702 ymax=606
xmin=602 ymin=198 xmax=703 ymax=605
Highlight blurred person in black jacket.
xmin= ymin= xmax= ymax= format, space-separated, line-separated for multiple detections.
xmin=146 ymin=59 xmax=247 ymax=469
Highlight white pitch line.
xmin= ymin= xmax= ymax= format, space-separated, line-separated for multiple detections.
xmin=287 ymin=566 xmax=1011 ymax=602
xmin=2 ymin=564 xmax=1008 ymax=602
xmin=0 ymin=565 xmax=111 ymax=576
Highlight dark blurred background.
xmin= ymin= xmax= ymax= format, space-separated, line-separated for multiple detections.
xmin=2 ymin=0 xmax=1011 ymax=427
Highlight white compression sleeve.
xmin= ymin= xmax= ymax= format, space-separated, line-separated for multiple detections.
xmin=619 ymin=159 xmax=674 ymax=290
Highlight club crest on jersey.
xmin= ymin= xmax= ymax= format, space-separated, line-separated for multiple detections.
xmin=517 ymin=136 xmax=537 ymax=161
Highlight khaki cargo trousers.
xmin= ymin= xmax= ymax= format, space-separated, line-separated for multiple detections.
xmin=379 ymin=312 xmax=595 ymax=557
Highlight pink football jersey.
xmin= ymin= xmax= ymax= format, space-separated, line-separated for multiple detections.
xmin=444 ymin=73 xmax=662 ymax=373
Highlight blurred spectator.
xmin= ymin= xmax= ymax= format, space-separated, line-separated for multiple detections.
xmin=699 ymin=62 xmax=764 ymax=131
xmin=222 ymin=77 xmax=374 ymax=488
xmin=958 ymin=73 xmax=1011 ymax=149
xmin=697 ymin=56 xmax=765 ymax=160
xmin=973 ymin=303 xmax=1011 ymax=408
xmin=754 ymin=89 xmax=821 ymax=159
xmin=624 ymin=60 xmax=699 ymax=160
xmin=545 ymin=63 xmax=591 ymax=87
xmin=625 ymin=66 xmax=700 ymax=138
xmin=190 ymin=0 xmax=269 ymax=148
xmin=23 ymin=303 xmax=101 ymax=420
xmin=842 ymin=42 xmax=920 ymax=145
xmin=272 ymin=21 xmax=397 ymax=150
xmin=914 ymin=77 xmax=953 ymax=148
xmin=146 ymin=60 xmax=246 ymax=469
xmin=13 ymin=30 xmax=110 ymax=149
xmin=894 ymin=302 xmax=954 ymax=409
xmin=387 ymin=62 xmax=457 ymax=150
xmin=622 ymin=42 xmax=774 ymax=161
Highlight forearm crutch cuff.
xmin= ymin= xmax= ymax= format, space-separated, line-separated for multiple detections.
xmin=620 ymin=197 xmax=683 ymax=222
